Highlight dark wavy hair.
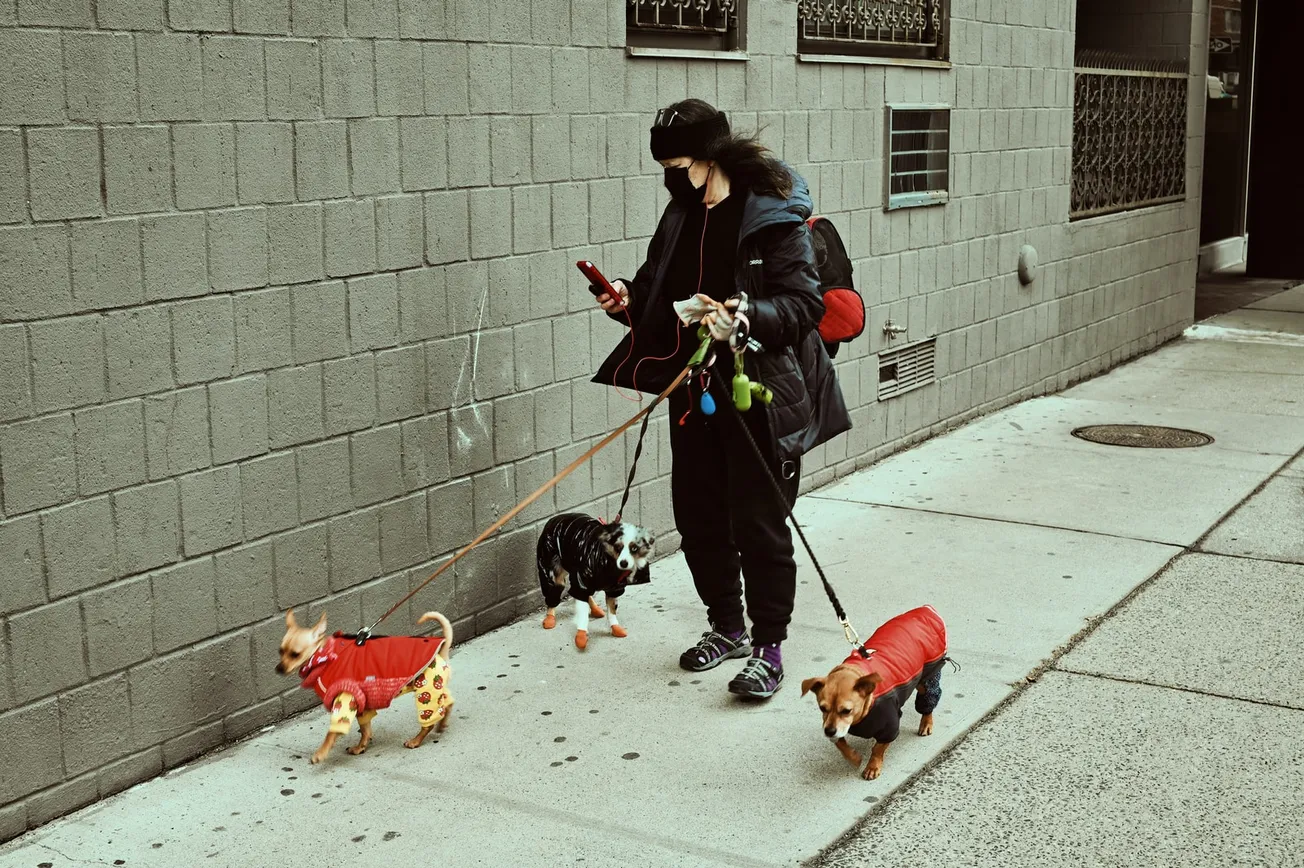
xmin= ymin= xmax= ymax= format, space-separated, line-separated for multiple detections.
xmin=657 ymin=98 xmax=794 ymax=199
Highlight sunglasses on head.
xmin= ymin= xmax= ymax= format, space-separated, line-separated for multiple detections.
xmin=653 ymin=108 xmax=681 ymax=127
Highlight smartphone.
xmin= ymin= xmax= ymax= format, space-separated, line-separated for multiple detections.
xmin=576 ymin=260 xmax=625 ymax=309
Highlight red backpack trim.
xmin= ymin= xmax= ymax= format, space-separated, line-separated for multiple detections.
xmin=806 ymin=216 xmax=865 ymax=352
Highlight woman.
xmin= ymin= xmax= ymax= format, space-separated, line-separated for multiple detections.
xmin=590 ymin=100 xmax=851 ymax=699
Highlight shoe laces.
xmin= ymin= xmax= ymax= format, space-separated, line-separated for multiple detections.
xmin=736 ymin=655 xmax=777 ymax=686
xmin=692 ymin=629 xmax=731 ymax=654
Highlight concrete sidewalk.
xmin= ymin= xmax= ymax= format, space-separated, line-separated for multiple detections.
xmin=816 ymin=287 xmax=1304 ymax=867
xmin=4 ymin=290 xmax=1303 ymax=868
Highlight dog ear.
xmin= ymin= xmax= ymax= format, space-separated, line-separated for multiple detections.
xmin=854 ymin=673 xmax=882 ymax=696
xmin=800 ymin=677 xmax=824 ymax=698
xmin=311 ymin=612 xmax=327 ymax=637
xmin=285 ymin=609 xmax=298 ymax=628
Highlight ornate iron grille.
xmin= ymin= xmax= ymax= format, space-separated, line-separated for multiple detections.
xmin=1071 ymin=51 xmax=1189 ymax=220
xmin=628 ymin=0 xmax=738 ymax=36
xmin=797 ymin=0 xmax=947 ymax=60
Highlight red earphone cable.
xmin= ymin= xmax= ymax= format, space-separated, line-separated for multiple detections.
xmin=614 ymin=166 xmax=713 ymax=404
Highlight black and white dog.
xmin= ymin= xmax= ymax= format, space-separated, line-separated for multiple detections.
xmin=536 ymin=513 xmax=654 ymax=650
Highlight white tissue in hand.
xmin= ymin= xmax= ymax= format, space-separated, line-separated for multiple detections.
xmin=672 ymin=296 xmax=717 ymax=326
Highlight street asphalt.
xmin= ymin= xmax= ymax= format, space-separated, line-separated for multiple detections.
xmin=4 ymin=289 xmax=1302 ymax=867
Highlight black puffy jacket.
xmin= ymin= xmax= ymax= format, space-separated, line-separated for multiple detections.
xmin=592 ymin=172 xmax=851 ymax=463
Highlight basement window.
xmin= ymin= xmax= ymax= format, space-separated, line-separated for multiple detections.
xmin=886 ymin=105 xmax=950 ymax=210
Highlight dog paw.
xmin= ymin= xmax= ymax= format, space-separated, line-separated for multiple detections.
xmin=862 ymin=761 xmax=883 ymax=780
xmin=311 ymin=750 xmax=328 ymax=765
xmin=403 ymin=737 xmax=423 ymax=749
xmin=588 ymin=602 xmax=606 ymax=618
xmin=918 ymin=720 xmax=934 ymax=737
xmin=610 ymin=624 xmax=628 ymax=638
xmin=542 ymin=612 xmax=556 ymax=629
xmin=346 ymin=745 xmax=367 ymax=756
xmin=574 ymin=630 xmax=588 ymax=650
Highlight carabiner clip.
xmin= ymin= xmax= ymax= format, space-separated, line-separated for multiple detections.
xmin=729 ymin=311 xmax=750 ymax=354
xmin=840 ymin=619 xmax=861 ymax=648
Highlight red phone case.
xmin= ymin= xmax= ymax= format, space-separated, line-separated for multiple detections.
xmin=577 ymin=261 xmax=624 ymax=308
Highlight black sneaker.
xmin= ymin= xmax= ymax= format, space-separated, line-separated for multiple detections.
xmin=678 ymin=628 xmax=752 ymax=672
xmin=727 ymin=655 xmax=783 ymax=699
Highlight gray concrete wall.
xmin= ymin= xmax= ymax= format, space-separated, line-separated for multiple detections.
xmin=0 ymin=0 xmax=1204 ymax=837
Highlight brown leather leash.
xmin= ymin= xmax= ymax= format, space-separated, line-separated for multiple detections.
xmin=358 ymin=356 xmax=700 ymax=641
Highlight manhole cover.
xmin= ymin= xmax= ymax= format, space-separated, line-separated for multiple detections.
xmin=1071 ymin=424 xmax=1214 ymax=449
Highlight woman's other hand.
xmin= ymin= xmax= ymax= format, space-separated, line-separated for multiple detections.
xmin=597 ymin=279 xmax=630 ymax=314
xmin=698 ymin=294 xmax=740 ymax=341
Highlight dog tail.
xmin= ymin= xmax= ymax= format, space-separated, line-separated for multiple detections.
xmin=417 ymin=611 xmax=453 ymax=656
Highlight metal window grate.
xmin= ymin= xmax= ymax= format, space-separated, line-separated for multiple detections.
xmin=797 ymin=0 xmax=948 ymax=60
xmin=887 ymin=106 xmax=949 ymax=210
xmin=878 ymin=338 xmax=936 ymax=400
xmin=627 ymin=0 xmax=740 ymax=49
xmin=1071 ymin=51 xmax=1188 ymax=220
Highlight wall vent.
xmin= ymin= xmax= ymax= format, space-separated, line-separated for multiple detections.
xmin=878 ymin=338 xmax=936 ymax=400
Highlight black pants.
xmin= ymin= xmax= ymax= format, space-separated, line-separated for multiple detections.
xmin=669 ymin=381 xmax=800 ymax=646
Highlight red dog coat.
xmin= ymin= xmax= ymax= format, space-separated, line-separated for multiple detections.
xmin=841 ymin=605 xmax=947 ymax=742
xmin=299 ymin=633 xmax=445 ymax=714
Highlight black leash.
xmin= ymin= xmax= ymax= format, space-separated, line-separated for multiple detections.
xmin=705 ymin=375 xmax=869 ymax=655
xmin=607 ymin=335 xmax=868 ymax=655
xmin=613 ymin=407 xmax=654 ymax=523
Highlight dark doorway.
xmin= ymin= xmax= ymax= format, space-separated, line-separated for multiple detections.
xmin=1245 ymin=0 xmax=1304 ymax=278
xmin=1199 ymin=0 xmax=1252 ymax=250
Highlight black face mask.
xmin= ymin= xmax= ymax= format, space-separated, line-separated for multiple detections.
xmin=663 ymin=166 xmax=706 ymax=204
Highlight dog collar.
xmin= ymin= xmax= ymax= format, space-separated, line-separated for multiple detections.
xmin=298 ymin=642 xmax=338 ymax=680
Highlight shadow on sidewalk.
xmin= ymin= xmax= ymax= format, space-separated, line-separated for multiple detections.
xmin=1195 ymin=263 xmax=1300 ymax=321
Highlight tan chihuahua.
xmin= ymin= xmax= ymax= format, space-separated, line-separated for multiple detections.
xmin=277 ymin=609 xmax=454 ymax=764
xmin=801 ymin=606 xmax=948 ymax=780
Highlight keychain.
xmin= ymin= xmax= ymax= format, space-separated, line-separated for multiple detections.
xmin=699 ymin=371 xmax=716 ymax=415
xmin=731 ymin=346 xmax=773 ymax=411
xmin=732 ymin=350 xmax=752 ymax=411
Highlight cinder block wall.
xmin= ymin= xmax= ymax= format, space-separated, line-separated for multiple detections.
xmin=0 ymin=0 xmax=1202 ymax=836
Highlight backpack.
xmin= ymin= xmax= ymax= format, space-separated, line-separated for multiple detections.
xmin=806 ymin=216 xmax=865 ymax=359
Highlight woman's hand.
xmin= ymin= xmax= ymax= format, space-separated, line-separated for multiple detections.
xmin=698 ymin=294 xmax=740 ymax=341
xmin=597 ymin=279 xmax=630 ymax=314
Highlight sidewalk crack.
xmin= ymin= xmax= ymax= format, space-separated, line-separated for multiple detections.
xmin=804 ymin=497 xmax=1180 ymax=547
xmin=1053 ymin=667 xmax=1304 ymax=712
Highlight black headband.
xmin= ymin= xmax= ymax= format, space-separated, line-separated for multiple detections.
xmin=649 ymin=111 xmax=730 ymax=161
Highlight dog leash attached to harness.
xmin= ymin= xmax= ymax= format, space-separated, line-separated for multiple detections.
xmin=710 ymin=337 xmax=871 ymax=659
xmin=358 ymin=337 xmax=712 ymax=642
xmin=612 ymin=410 xmax=652 ymax=524
xmin=612 ymin=331 xmax=715 ymax=523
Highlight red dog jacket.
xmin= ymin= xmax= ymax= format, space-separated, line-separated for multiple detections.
xmin=841 ymin=605 xmax=947 ymax=743
xmin=299 ymin=633 xmax=445 ymax=714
